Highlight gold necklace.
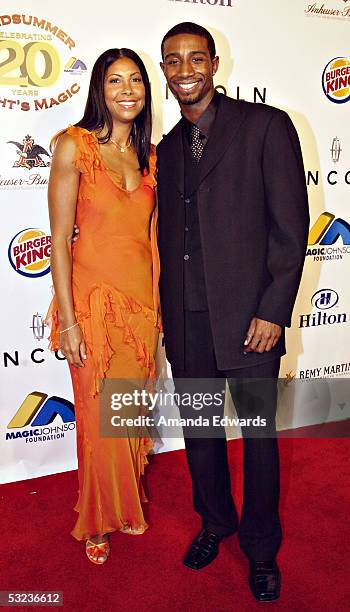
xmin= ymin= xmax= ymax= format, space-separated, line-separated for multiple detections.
xmin=109 ymin=136 xmax=132 ymax=153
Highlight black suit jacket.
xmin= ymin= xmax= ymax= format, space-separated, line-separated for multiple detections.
xmin=156 ymin=93 xmax=309 ymax=370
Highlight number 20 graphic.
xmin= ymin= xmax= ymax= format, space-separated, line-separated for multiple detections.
xmin=0 ymin=40 xmax=61 ymax=87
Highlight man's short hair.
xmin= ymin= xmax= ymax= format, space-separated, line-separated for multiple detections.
xmin=161 ymin=22 xmax=216 ymax=60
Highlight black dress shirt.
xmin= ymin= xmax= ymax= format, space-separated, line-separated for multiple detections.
xmin=182 ymin=92 xmax=219 ymax=311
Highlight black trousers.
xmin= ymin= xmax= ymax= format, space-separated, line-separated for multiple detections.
xmin=171 ymin=311 xmax=282 ymax=561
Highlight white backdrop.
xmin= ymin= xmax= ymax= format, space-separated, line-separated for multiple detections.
xmin=1 ymin=1 xmax=349 ymax=483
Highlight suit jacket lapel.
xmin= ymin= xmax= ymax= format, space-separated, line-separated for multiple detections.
xmin=162 ymin=121 xmax=184 ymax=195
xmin=160 ymin=95 xmax=248 ymax=197
xmin=196 ymin=94 xmax=248 ymax=190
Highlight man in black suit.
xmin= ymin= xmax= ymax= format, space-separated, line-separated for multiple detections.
xmin=156 ymin=22 xmax=309 ymax=601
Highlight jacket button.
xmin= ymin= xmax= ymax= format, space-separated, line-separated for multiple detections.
xmin=184 ymin=254 xmax=190 ymax=261
xmin=184 ymin=197 xmax=190 ymax=204
xmin=184 ymin=226 xmax=189 ymax=232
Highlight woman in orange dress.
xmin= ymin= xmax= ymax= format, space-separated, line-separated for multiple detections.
xmin=46 ymin=48 xmax=161 ymax=564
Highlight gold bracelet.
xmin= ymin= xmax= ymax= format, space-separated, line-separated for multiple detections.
xmin=59 ymin=322 xmax=79 ymax=334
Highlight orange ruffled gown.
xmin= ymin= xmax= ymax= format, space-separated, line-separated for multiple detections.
xmin=46 ymin=126 xmax=161 ymax=540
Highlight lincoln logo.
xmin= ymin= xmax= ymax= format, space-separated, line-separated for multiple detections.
xmin=31 ymin=313 xmax=46 ymax=341
xmin=331 ymin=137 xmax=342 ymax=163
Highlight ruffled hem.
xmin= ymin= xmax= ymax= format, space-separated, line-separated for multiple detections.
xmin=45 ymin=282 xmax=161 ymax=398
xmin=71 ymin=521 xmax=149 ymax=542
xmin=70 ymin=432 xmax=153 ymax=541
xmin=119 ymin=523 xmax=148 ymax=535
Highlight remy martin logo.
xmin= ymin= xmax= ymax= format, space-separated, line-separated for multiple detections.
xmin=283 ymin=371 xmax=296 ymax=386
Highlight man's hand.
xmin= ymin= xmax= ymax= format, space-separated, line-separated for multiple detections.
xmin=244 ymin=317 xmax=281 ymax=354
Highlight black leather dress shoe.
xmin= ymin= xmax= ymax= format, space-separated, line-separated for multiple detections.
xmin=248 ymin=560 xmax=281 ymax=602
xmin=183 ymin=529 xmax=221 ymax=570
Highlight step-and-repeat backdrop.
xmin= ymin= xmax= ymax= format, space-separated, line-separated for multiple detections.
xmin=1 ymin=1 xmax=349 ymax=483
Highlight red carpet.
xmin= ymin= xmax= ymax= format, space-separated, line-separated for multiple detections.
xmin=1 ymin=438 xmax=349 ymax=611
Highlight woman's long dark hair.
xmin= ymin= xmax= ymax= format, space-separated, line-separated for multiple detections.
xmin=75 ymin=48 xmax=152 ymax=173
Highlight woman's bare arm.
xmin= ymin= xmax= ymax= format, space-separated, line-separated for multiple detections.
xmin=48 ymin=134 xmax=86 ymax=367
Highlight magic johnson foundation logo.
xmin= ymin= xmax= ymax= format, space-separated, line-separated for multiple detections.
xmin=322 ymin=57 xmax=350 ymax=103
xmin=5 ymin=391 xmax=75 ymax=444
xmin=307 ymin=212 xmax=350 ymax=261
xmin=64 ymin=57 xmax=87 ymax=74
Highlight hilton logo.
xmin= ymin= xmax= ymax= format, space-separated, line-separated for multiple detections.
xmin=312 ymin=289 xmax=338 ymax=309
xmin=331 ymin=137 xmax=342 ymax=163
xmin=299 ymin=289 xmax=347 ymax=328
xmin=168 ymin=0 xmax=233 ymax=5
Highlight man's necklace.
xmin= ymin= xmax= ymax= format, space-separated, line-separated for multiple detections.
xmin=109 ymin=136 xmax=132 ymax=154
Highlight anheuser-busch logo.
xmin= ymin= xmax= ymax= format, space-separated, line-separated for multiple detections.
xmin=305 ymin=1 xmax=350 ymax=20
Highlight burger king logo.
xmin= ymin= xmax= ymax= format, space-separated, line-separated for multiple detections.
xmin=8 ymin=228 xmax=51 ymax=277
xmin=322 ymin=57 xmax=350 ymax=104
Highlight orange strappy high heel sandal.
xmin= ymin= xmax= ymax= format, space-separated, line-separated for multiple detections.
xmin=85 ymin=537 xmax=110 ymax=565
